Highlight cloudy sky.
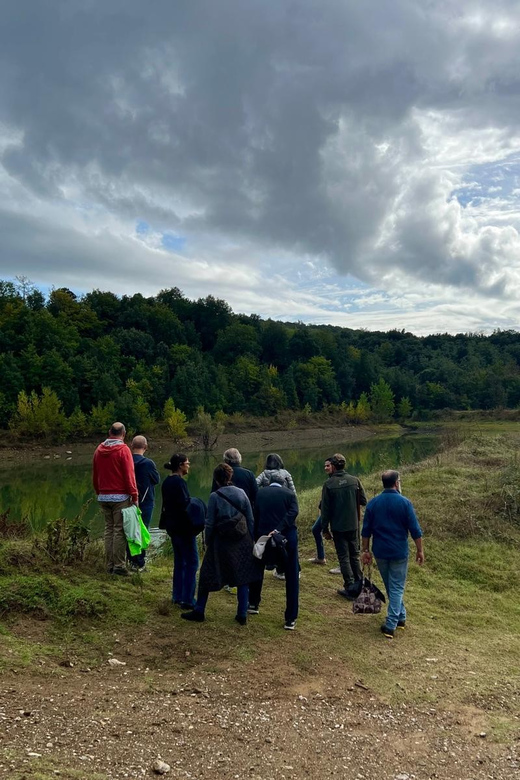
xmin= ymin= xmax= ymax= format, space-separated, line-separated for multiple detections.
xmin=1 ymin=1 xmax=520 ymax=335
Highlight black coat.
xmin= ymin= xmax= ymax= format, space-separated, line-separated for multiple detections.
xmin=254 ymin=484 xmax=299 ymax=538
xmin=198 ymin=486 xmax=262 ymax=591
xmin=159 ymin=475 xmax=190 ymax=536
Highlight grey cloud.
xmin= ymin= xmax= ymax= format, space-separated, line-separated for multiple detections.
xmin=1 ymin=0 xmax=520 ymax=294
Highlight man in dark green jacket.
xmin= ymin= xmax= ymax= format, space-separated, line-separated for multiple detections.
xmin=320 ymin=453 xmax=367 ymax=598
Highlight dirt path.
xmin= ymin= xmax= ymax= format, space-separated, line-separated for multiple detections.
xmin=0 ymin=656 xmax=516 ymax=780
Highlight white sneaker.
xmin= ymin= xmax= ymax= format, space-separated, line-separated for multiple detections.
xmin=329 ymin=567 xmax=341 ymax=575
xmin=272 ymin=570 xmax=285 ymax=580
xmin=284 ymin=621 xmax=296 ymax=630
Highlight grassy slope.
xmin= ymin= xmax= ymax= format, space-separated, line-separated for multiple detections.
xmin=0 ymin=428 xmax=520 ymax=747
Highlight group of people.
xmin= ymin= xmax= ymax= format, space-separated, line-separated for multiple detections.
xmin=93 ymin=422 xmax=424 ymax=638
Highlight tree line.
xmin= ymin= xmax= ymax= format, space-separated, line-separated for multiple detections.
xmin=1 ymin=279 xmax=519 ymax=439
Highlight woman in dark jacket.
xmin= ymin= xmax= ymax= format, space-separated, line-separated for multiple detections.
xmin=181 ymin=463 xmax=260 ymax=625
xmin=160 ymin=453 xmax=198 ymax=609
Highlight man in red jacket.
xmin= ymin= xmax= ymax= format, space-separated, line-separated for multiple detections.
xmin=92 ymin=422 xmax=138 ymax=576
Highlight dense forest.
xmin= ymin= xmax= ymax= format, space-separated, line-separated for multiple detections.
xmin=1 ymin=279 xmax=520 ymax=438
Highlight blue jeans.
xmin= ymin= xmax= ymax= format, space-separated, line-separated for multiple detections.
xmin=171 ymin=534 xmax=199 ymax=606
xmin=249 ymin=527 xmax=299 ymax=624
xmin=376 ymin=557 xmax=408 ymax=630
xmin=194 ymin=584 xmax=249 ymax=619
xmin=312 ymin=515 xmax=325 ymax=560
xmin=130 ymin=504 xmax=153 ymax=568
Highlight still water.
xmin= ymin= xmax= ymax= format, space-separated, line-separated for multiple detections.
xmin=0 ymin=434 xmax=438 ymax=533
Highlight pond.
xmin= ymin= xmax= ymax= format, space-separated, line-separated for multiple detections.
xmin=0 ymin=433 xmax=439 ymax=534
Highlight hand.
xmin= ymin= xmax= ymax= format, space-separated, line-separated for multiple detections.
xmin=361 ymin=551 xmax=372 ymax=566
xmin=416 ymin=551 xmax=425 ymax=565
xmin=323 ymin=530 xmax=332 ymax=541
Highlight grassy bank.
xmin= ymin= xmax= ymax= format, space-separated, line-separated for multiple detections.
xmin=0 ymin=429 xmax=519 ymax=741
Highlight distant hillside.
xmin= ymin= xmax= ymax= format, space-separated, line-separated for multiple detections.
xmin=1 ymin=280 xmax=520 ymax=434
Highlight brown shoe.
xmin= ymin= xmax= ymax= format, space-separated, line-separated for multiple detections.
xmin=308 ymin=557 xmax=327 ymax=565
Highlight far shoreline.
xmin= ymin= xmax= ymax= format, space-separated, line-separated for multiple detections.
xmin=0 ymin=424 xmax=399 ymax=468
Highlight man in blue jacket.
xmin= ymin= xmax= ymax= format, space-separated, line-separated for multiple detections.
xmin=130 ymin=435 xmax=160 ymax=571
xmin=361 ymin=470 xmax=424 ymax=639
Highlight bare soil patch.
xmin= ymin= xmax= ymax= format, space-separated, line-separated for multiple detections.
xmin=0 ymin=636 xmax=517 ymax=780
xmin=0 ymin=425 xmax=377 ymax=468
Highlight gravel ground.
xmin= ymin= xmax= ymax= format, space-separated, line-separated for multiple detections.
xmin=0 ymin=662 xmax=518 ymax=780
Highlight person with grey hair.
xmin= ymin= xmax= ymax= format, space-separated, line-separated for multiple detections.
xmin=361 ymin=470 xmax=424 ymax=639
xmin=321 ymin=453 xmax=367 ymax=599
xmin=211 ymin=447 xmax=258 ymax=507
xmin=92 ymin=422 xmax=138 ymax=576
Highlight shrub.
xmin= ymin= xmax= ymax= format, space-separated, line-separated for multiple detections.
xmin=9 ymin=387 xmax=68 ymax=439
xmin=33 ymin=503 xmax=92 ymax=565
xmin=192 ymin=407 xmax=226 ymax=451
xmin=163 ymin=398 xmax=188 ymax=441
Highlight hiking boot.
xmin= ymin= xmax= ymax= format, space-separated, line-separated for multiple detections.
xmin=284 ymin=621 xmax=297 ymax=630
xmin=337 ymin=588 xmax=355 ymax=601
xmin=181 ymin=610 xmax=205 ymax=622
xmin=247 ymin=605 xmax=259 ymax=614
xmin=235 ymin=615 xmax=247 ymax=626
xmin=397 ymin=621 xmax=406 ymax=630
xmin=329 ymin=567 xmax=341 ymax=575
xmin=308 ymin=557 xmax=327 ymax=565
xmin=380 ymin=624 xmax=395 ymax=639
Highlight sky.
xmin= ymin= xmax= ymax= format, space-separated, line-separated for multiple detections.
xmin=1 ymin=1 xmax=520 ymax=335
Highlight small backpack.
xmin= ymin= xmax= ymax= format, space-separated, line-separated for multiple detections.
xmin=186 ymin=497 xmax=207 ymax=536
xmin=216 ymin=490 xmax=248 ymax=541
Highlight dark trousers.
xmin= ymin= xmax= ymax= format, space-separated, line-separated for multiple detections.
xmin=194 ymin=585 xmax=249 ymax=619
xmin=312 ymin=515 xmax=325 ymax=560
xmin=249 ymin=527 xmax=299 ymax=623
xmin=129 ymin=504 xmax=153 ymax=568
xmin=332 ymin=528 xmax=361 ymax=588
xmin=171 ymin=534 xmax=199 ymax=607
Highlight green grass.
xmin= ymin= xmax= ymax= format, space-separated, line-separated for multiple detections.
xmin=0 ymin=429 xmax=520 ymax=739
xmin=4 ymin=753 xmax=108 ymax=780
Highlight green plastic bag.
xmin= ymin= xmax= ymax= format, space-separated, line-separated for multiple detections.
xmin=122 ymin=505 xmax=151 ymax=557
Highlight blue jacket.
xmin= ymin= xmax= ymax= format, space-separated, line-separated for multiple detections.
xmin=132 ymin=454 xmax=160 ymax=509
xmin=362 ymin=489 xmax=422 ymax=560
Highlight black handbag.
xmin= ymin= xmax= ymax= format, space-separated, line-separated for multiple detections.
xmin=352 ymin=565 xmax=386 ymax=614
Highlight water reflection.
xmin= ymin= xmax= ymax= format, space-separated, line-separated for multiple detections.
xmin=0 ymin=434 xmax=438 ymax=532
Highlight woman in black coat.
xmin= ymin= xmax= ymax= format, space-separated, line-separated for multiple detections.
xmin=181 ymin=463 xmax=260 ymax=625
xmin=159 ymin=453 xmax=198 ymax=609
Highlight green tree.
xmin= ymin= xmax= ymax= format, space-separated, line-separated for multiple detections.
xmin=213 ymin=323 xmax=262 ymax=364
xmin=396 ymin=396 xmax=413 ymax=421
xmin=355 ymin=393 xmax=371 ymax=423
xmin=193 ymin=407 xmax=227 ymax=451
xmin=163 ymin=398 xmax=188 ymax=441
xmin=88 ymin=402 xmax=116 ymax=435
xmin=10 ymin=387 xmax=68 ymax=438
xmin=370 ymin=378 xmax=395 ymax=423
xmin=67 ymin=407 xmax=89 ymax=438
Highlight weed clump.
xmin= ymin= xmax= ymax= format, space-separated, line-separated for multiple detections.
xmin=0 ymin=575 xmax=112 ymax=620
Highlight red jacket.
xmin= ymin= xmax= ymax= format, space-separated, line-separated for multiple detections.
xmin=92 ymin=440 xmax=138 ymax=503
